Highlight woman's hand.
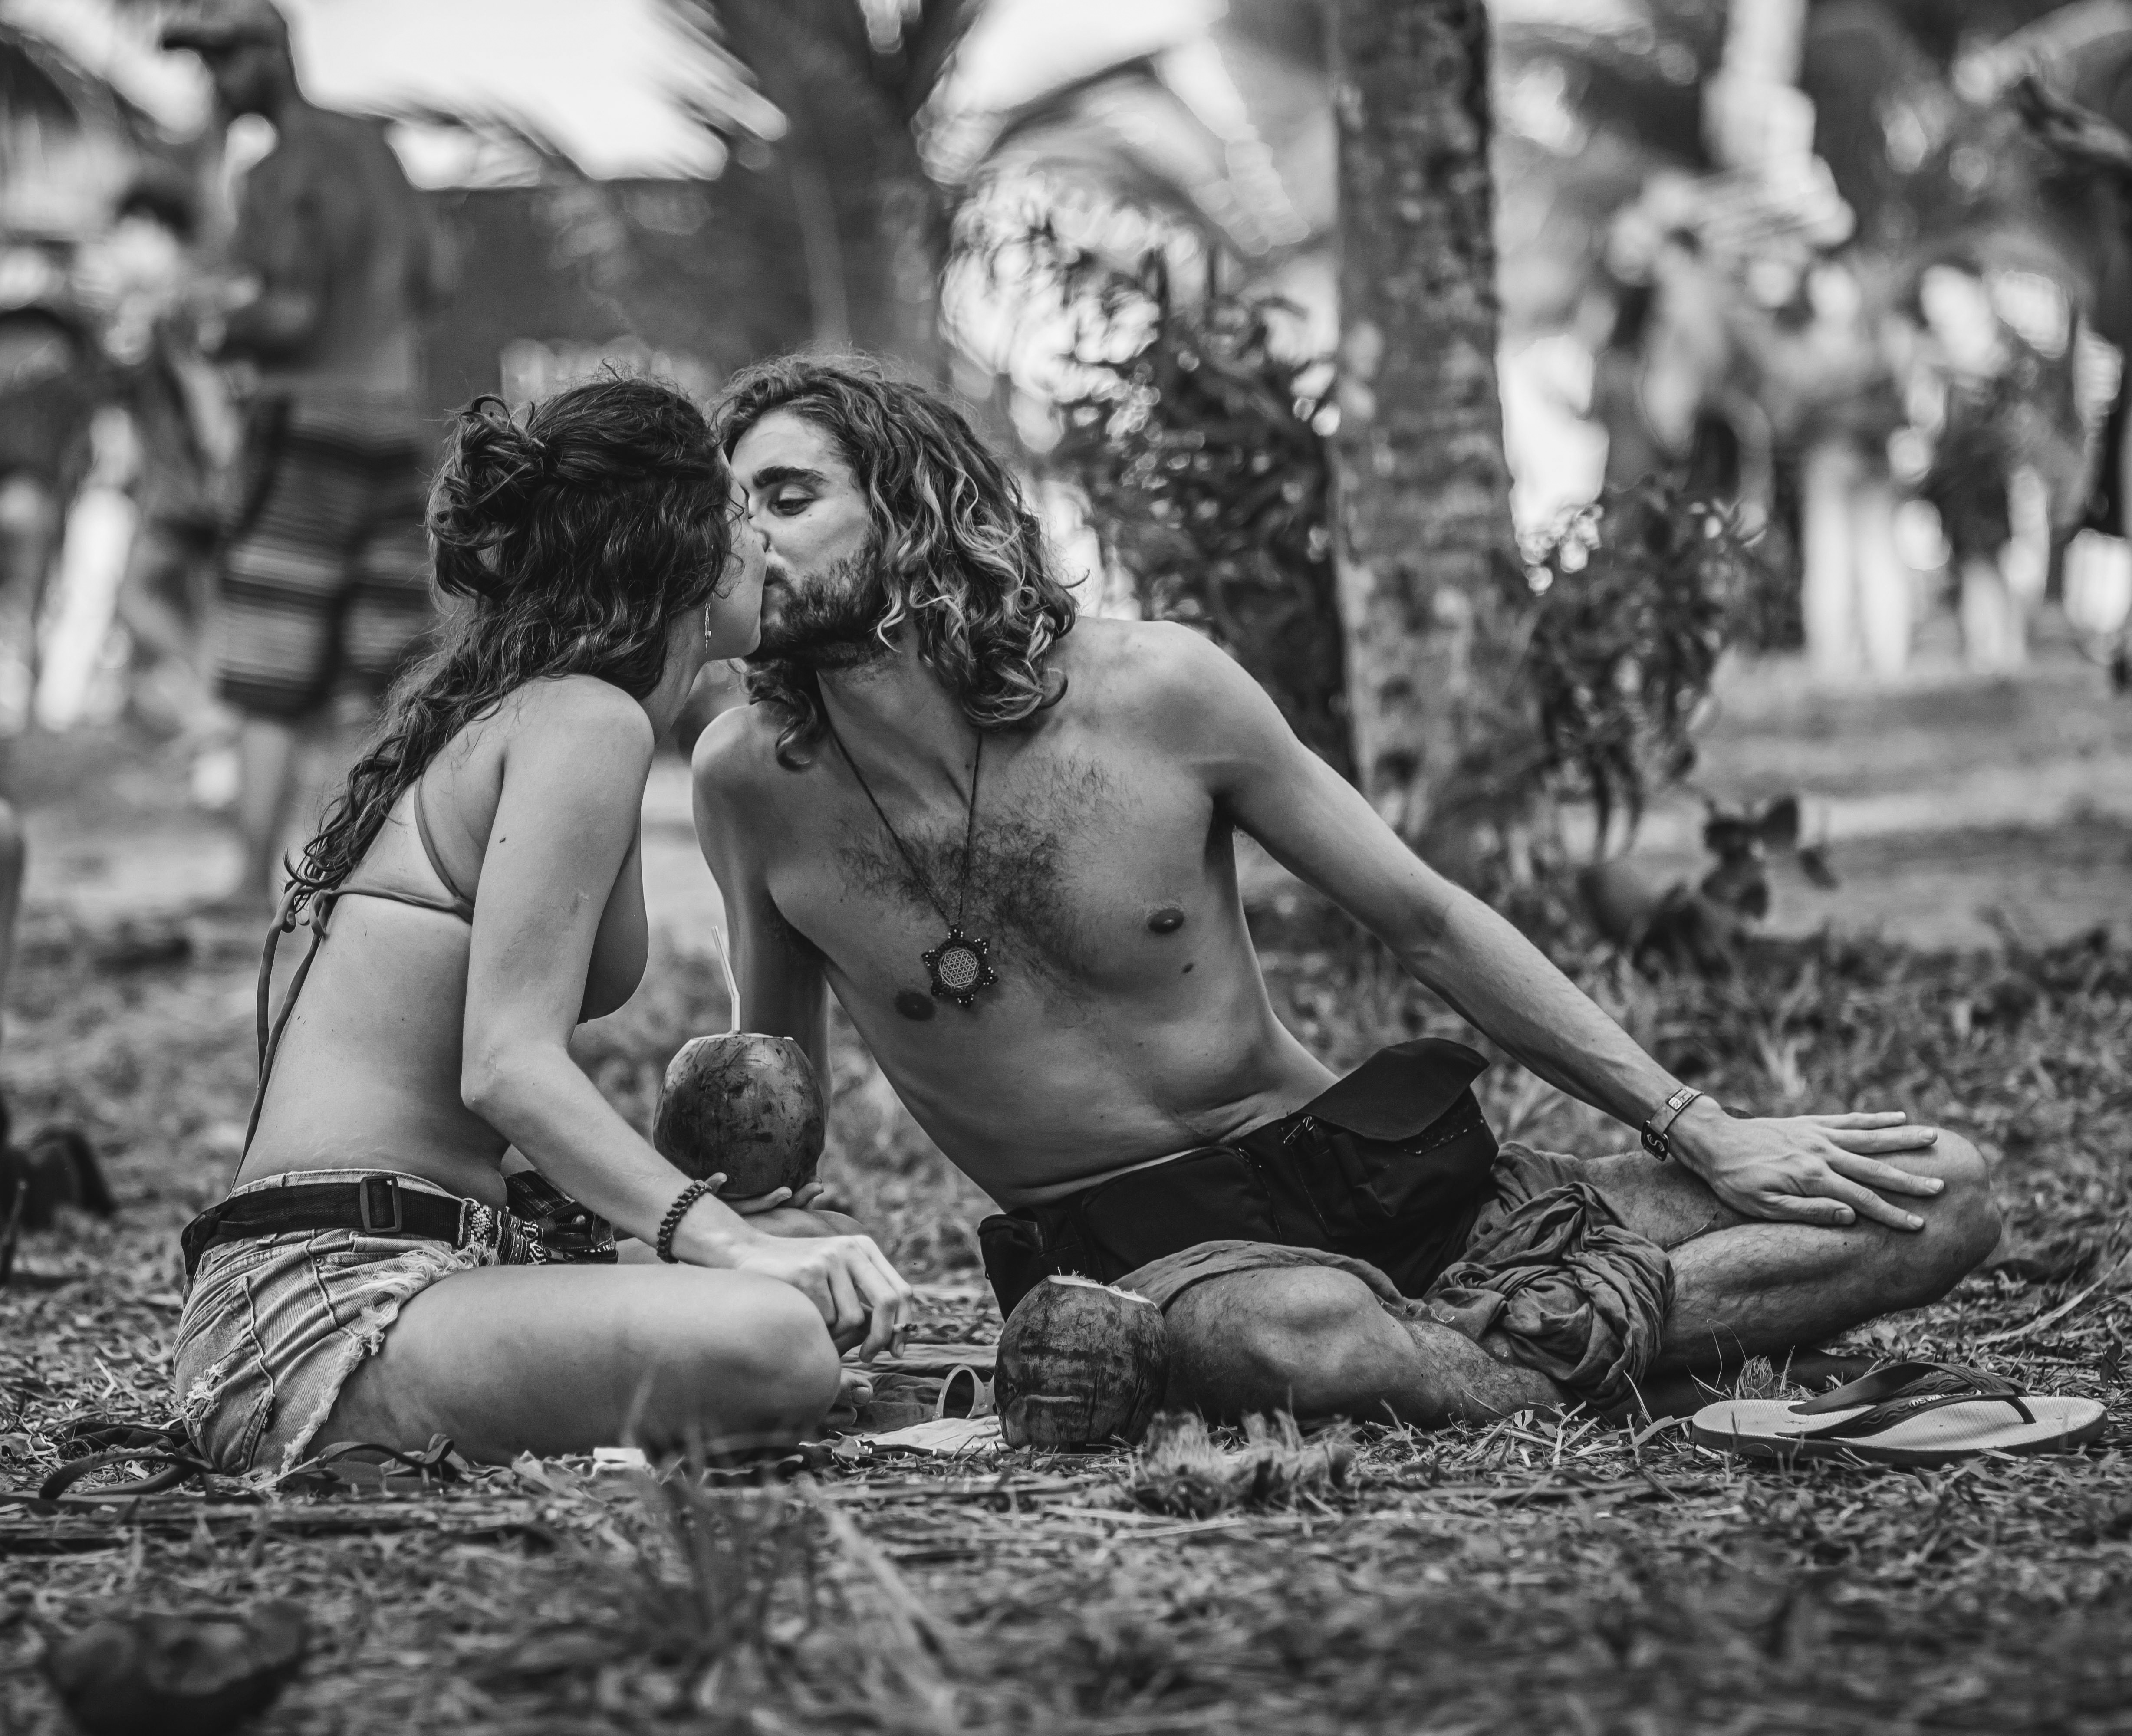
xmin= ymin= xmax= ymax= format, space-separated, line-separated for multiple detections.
xmin=1673 ymin=1106 xmax=1944 ymax=1230
xmin=721 ymin=1229 xmax=913 ymax=1359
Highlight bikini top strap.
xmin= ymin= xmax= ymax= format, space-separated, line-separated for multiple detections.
xmin=241 ymin=885 xmax=335 ymax=1163
xmin=410 ymin=773 xmax=477 ymax=921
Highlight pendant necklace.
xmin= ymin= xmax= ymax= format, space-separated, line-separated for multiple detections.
xmin=825 ymin=715 xmax=999 ymax=1008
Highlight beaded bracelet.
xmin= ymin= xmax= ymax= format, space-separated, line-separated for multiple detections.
xmin=656 ymin=1179 xmax=717 ymax=1263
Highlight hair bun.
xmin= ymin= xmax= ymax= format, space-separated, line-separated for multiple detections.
xmin=427 ymin=395 xmax=552 ymax=599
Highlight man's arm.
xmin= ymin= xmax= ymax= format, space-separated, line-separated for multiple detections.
xmin=691 ymin=713 xmax=831 ymax=1078
xmin=691 ymin=712 xmax=849 ymax=1237
xmin=1149 ymin=625 xmax=1942 ymax=1233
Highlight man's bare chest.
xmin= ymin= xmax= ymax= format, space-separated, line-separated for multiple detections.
xmin=768 ymin=750 xmax=1224 ymax=1006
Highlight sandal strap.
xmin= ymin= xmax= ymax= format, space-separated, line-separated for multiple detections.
xmin=286 ymin=1433 xmax=461 ymax=1483
xmin=1791 ymin=1360 xmax=2019 ymax=1414
xmin=0 ymin=1415 xmax=215 ymax=1507
xmin=1789 ymin=1360 xmax=2035 ymax=1441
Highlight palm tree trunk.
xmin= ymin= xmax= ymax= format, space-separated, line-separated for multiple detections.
xmin=714 ymin=0 xmax=946 ymax=376
xmin=1326 ymin=0 xmax=1516 ymax=854
xmin=781 ymin=133 xmax=853 ymax=347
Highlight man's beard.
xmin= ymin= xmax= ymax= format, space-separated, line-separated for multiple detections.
xmin=750 ymin=546 xmax=893 ymax=672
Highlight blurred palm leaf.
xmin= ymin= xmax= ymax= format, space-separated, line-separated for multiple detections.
xmin=0 ymin=19 xmax=151 ymax=137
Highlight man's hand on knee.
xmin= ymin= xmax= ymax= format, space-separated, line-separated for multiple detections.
xmin=1672 ymin=1102 xmax=1946 ymax=1232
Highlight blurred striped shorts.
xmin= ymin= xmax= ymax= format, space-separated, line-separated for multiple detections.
xmin=217 ymin=392 xmax=437 ymax=720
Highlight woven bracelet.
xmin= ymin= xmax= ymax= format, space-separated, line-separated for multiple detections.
xmin=656 ymin=1180 xmax=717 ymax=1264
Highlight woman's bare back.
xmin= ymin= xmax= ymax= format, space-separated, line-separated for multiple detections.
xmin=237 ymin=679 xmax=651 ymax=1204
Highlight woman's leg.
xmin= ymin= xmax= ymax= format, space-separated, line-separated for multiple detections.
xmin=319 ymin=1263 xmax=843 ymax=1462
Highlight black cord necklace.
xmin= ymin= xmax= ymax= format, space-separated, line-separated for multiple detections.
xmin=824 ymin=713 xmax=999 ymax=1009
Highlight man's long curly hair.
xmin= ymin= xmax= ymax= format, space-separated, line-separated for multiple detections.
xmin=712 ymin=355 xmax=1074 ymax=765
xmin=287 ymin=376 xmax=733 ymax=920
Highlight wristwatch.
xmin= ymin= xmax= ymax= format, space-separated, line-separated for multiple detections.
xmin=1641 ymin=1085 xmax=1703 ymax=1162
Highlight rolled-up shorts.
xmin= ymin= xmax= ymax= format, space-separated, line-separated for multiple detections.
xmin=170 ymin=1169 xmax=512 ymax=1478
xmin=216 ymin=391 xmax=436 ymax=720
xmin=1118 ymin=1144 xmax=1675 ymax=1416
xmin=977 ymin=1040 xmax=1675 ymax=1415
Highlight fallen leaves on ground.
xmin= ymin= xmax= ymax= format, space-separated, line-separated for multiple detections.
xmin=2 ymin=899 xmax=2129 ymax=1733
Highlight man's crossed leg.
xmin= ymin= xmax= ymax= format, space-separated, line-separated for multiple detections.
xmin=1157 ymin=1133 xmax=2000 ymax=1426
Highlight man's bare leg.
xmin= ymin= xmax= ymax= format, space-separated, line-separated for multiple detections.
xmin=1159 ymin=1265 xmax=1565 ymax=1428
xmin=1579 ymin=1131 xmax=2000 ymax=1378
xmin=1154 ymin=1130 xmax=1997 ymax=1430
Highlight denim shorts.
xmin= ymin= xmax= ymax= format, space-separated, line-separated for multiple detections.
xmin=170 ymin=1168 xmax=504 ymax=1478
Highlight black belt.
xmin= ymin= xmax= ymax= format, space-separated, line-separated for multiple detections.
xmin=181 ymin=1176 xmax=480 ymax=1278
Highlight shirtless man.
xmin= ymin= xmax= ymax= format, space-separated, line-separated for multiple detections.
xmin=693 ymin=356 xmax=2000 ymax=1424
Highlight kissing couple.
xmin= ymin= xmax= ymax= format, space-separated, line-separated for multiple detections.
xmin=173 ymin=359 xmax=1995 ymax=1475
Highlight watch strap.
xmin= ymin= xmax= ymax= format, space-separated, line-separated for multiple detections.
xmin=1641 ymin=1085 xmax=1703 ymax=1161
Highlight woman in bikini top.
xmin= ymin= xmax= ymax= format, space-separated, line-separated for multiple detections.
xmin=171 ymin=378 xmax=911 ymax=1473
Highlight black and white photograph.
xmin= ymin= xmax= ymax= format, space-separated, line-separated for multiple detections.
xmin=2 ymin=0 xmax=2130 ymax=1729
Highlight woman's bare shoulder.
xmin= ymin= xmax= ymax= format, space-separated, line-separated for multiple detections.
xmin=498 ymin=674 xmax=658 ymax=760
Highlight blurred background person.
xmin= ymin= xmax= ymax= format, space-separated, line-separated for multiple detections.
xmin=71 ymin=174 xmax=237 ymax=739
xmin=161 ymin=0 xmax=445 ymax=915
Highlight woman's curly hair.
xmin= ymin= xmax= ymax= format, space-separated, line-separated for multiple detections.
xmin=289 ymin=375 xmax=733 ymax=918
xmin=712 ymin=355 xmax=1075 ymax=765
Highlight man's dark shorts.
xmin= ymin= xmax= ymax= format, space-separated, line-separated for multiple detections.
xmin=978 ymin=1040 xmax=1675 ymax=1414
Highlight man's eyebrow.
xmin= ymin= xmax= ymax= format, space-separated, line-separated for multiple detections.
xmin=748 ymin=464 xmax=829 ymax=490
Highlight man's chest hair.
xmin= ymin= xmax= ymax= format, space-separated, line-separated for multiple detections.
xmin=816 ymin=753 xmax=1169 ymax=975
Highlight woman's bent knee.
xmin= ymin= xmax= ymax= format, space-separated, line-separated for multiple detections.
xmin=664 ymin=1282 xmax=840 ymax=1447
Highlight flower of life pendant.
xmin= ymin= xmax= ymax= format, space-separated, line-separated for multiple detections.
xmin=923 ymin=926 xmax=997 ymax=1008
xmin=825 ymin=717 xmax=1000 ymax=1010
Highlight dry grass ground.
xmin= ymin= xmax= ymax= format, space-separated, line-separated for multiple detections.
xmin=2 ymin=875 xmax=2128 ymax=1734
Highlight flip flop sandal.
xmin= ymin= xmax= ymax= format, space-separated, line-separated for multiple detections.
xmin=1690 ymin=1360 xmax=2108 ymax=1467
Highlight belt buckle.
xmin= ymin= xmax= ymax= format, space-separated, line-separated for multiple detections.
xmin=358 ymin=1175 xmax=403 ymax=1233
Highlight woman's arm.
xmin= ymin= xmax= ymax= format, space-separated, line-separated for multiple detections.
xmin=459 ymin=681 xmax=910 ymax=1353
